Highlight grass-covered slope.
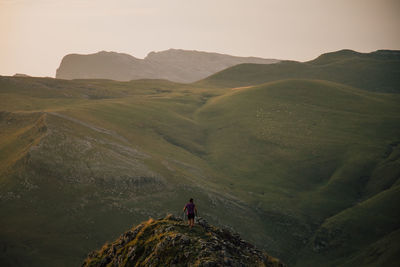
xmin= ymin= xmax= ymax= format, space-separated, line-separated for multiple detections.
xmin=82 ymin=215 xmax=285 ymax=267
xmin=296 ymin=184 xmax=400 ymax=267
xmin=202 ymin=49 xmax=400 ymax=93
xmin=195 ymin=79 xmax=400 ymax=261
xmin=196 ymin=79 xmax=399 ymax=200
xmin=0 ymin=77 xmax=265 ymax=267
xmin=0 ymin=49 xmax=399 ymax=267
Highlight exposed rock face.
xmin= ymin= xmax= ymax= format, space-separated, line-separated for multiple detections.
xmin=82 ymin=215 xmax=285 ymax=267
xmin=56 ymin=49 xmax=279 ymax=83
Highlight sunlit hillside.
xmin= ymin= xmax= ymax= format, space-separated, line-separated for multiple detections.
xmin=0 ymin=50 xmax=399 ymax=266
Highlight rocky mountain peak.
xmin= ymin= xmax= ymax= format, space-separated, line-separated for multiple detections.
xmin=55 ymin=49 xmax=279 ymax=83
xmin=82 ymin=215 xmax=285 ymax=267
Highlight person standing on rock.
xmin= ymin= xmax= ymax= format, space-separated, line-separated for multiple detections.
xmin=183 ymin=198 xmax=197 ymax=228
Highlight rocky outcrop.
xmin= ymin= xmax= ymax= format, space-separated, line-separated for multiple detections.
xmin=82 ymin=215 xmax=285 ymax=267
xmin=56 ymin=49 xmax=279 ymax=83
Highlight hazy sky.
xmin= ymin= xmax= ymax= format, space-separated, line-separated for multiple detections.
xmin=1 ymin=0 xmax=399 ymax=77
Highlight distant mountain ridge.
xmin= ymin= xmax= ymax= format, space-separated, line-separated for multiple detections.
xmin=310 ymin=49 xmax=400 ymax=65
xmin=202 ymin=49 xmax=400 ymax=93
xmin=56 ymin=49 xmax=279 ymax=83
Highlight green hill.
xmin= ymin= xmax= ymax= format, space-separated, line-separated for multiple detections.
xmin=201 ymin=49 xmax=400 ymax=93
xmin=0 ymin=77 xmax=265 ymax=266
xmin=0 ymin=49 xmax=399 ymax=266
xmin=194 ymin=79 xmax=400 ymax=262
xmin=297 ymin=185 xmax=400 ymax=267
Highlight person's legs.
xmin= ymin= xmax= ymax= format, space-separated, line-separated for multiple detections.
xmin=188 ymin=214 xmax=194 ymax=227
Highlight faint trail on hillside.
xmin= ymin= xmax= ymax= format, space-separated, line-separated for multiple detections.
xmin=47 ymin=112 xmax=128 ymax=143
xmin=231 ymin=85 xmax=253 ymax=90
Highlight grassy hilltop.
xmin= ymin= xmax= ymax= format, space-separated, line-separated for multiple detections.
xmin=82 ymin=215 xmax=285 ymax=267
xmin=202 ymin=49 xmax=400 ymax=93
xmin=0 ymin=49 xmax=399 ymax=266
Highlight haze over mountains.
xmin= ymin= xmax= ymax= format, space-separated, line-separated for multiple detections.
xmin=1 ymin=49 xmax=400 ymax=267
xmin=56 ymin=49 xmax=279 ymax=83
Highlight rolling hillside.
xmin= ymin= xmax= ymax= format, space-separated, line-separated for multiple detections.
xmin=202 ymin=49 xmax=400 ymax=93
xmin=195 ymin=79 xmax=400 ymax=264
xmin=0 ymin=49 xmax=399 ymax=266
